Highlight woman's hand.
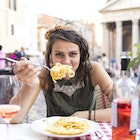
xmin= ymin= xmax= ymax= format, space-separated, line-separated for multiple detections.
xmin=13 ymin=57 xmax=42 ymax=87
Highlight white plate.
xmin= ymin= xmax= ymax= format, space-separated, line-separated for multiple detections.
xmin=31 ymin=116 xmax=96 ymax=138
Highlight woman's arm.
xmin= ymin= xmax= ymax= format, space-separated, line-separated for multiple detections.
xmin=90 ymin=62 xmax=112 ymax=122
xmin=90 ymin=62 xmax=113 ymax=101
xmin=92 ymin=108 xmax=111 ymax=122
xmin=10 ymin=84 xmax=41 ymax=124
xmin=71 ymin=108 xmax=111 ymax=122
xmin=9 ymin=57 xmax=42 ymax=124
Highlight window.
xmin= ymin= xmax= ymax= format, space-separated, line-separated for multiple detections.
xmin=9 ymin=0 xmax=16 ymax=11
xmin=11 ymin=24 xmax=15 ymax=35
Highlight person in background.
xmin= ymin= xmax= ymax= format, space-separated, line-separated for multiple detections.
xmin=100 ymin=53 xmax=109 ymax=71
xmin=8 ymin=50 xmax=18 ymax=67
xmin=0 ymin=45 xmax=6 ymax=69
xmin=100 ymin=53 xmax=113 ymax=77
xmin=10 ymin=24 xmax=113 ymax=124
xmin=10 ymin=50 xmax=18 ymax=60
xmin=16 ymin=47 xmax=26 ymax=60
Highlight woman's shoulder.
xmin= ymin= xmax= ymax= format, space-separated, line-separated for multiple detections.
xmin=90 ymin=61 xmax=103 ymax=70
xmin=89 ymin=61 xmax=111 ymax=86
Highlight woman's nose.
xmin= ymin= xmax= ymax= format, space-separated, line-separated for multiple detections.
xmin=62 ymin=56 xmax=71 ymax=64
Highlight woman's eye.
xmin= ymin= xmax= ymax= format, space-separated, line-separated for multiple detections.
xmin=55 ymin=53 xmax=64 ymax=57
xmin=70 ymin=52 xmax=77 ymax=57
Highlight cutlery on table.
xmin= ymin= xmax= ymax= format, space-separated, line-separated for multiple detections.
xmin=94 ymin=122 xmax=103 ymax=138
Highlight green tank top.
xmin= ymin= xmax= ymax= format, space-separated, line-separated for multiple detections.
xmin=44 ymin=72 xmax=95 ymax=117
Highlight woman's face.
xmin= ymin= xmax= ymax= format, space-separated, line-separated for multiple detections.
xmin=50 ymin=40 xmax=80 ymax=72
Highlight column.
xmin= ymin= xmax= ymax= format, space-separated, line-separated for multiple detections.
xmin=116 ymin=21 xmax=122 ymax=63
xmin=132 ymin=19 xmax=139 ymax=45
xmin=102 ymin=23 xmax=109 ymax=54
xmin=132 ymin=19 xmax=139 ymax=57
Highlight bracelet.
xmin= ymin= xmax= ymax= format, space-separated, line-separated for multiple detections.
xmin=88 ymin=110 xmax=92 ymax=120
xmin=94 ymin=109 xmax=96 ymax=121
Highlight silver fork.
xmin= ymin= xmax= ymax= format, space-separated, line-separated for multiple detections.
xmin=6 ymin=57 xmax=50 ymax=71
xmin=94 ymin=122 xmax=103 ymax=138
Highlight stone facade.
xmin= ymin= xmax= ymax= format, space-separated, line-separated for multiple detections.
xmin=100 ymin=0 xmax=140 ymax=63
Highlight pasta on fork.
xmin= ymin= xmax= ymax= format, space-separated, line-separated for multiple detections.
xmin=50 ymin=63 xmax=75 ymax=83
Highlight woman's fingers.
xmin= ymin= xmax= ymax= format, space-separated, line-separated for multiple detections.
xmin=13 ymin=58 xmax=30 ymax=73
xmin=18 ymin=66 xmax=41 ymax=81
xmin=13 ymin=58 xmax=42 ymax=85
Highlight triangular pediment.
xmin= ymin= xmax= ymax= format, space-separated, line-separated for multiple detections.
xmin=100 ymin=0 xmax=140 ymax=12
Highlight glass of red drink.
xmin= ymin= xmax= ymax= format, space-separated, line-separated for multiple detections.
xmin=112 ymin=98 xmax=137 ymax=140
xmin=0 ymin=75 xmax=21 ymax=139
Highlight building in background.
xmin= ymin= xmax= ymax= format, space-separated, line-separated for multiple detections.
xmin=0 ymin=0 xmax=39 ymax=58
xmin=0 ymin=0 xmax=26 ymax=53
xmin=100 ymin=0 xmax=140 ymax=63
xmin=0 ymin=0 xmax=96 ymax=60
xmin=37 ymin=14 xmax=95 ymax=59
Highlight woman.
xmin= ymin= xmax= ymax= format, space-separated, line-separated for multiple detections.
xmin=0 ymin=45 xmax=6 ymax=69
xmin=10 ymin=25 xmax=113 ymax=124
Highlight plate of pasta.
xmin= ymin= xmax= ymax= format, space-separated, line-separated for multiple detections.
xmin=31 ymin=116 xmax=96 ymax=138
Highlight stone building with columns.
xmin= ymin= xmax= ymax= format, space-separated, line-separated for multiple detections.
xmin=100 ymin=0 xmax=140 ymax=63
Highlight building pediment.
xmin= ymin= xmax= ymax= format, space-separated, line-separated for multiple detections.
xmin=100 ymin=0 xmax=140 ymax=12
